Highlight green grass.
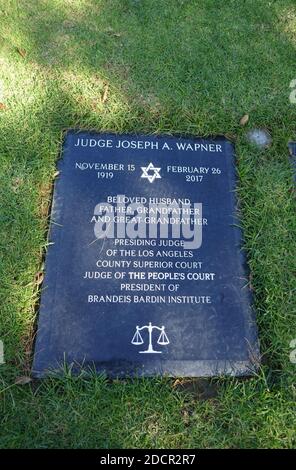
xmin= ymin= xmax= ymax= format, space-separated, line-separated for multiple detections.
xmin=0 ymin=0 xmax=296 ymax=448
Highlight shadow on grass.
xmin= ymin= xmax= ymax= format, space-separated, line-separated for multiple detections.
xmin=4 ymin=0 xmax=296 ymax=133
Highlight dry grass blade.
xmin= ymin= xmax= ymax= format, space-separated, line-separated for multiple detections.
xmin=101 ymin=83 xmax=109 ymax=104
xmin=15 ymin=376 xmax=32 ymax=385
xmin=16 ymin=47 xmax=27 ymax=58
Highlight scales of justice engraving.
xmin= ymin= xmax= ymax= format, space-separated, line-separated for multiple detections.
xmin=131 ymin=322 xmax=170 ymax=353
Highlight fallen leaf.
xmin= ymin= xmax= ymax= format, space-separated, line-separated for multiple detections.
xmin=101 ymin=83 xmax=109 ymax=104
xmin=181 ymin=408 xmax=190 ymax=426
xmin=0 ymin=102 xmax=6 ymax=110
xmin=240 ymin=114 xmax=249 ymax=126
xmin=17 ymin=48 xmax=27 ymax=58
xmin=15 ymin=376 xmax=32 ymax=385
xmin=173 ymin=378 xmax=182 ymax=388
xmin=35 ymin=271 xmax=44 ymax=286
xmin=105 ymin=27 xmax=122 ymax=37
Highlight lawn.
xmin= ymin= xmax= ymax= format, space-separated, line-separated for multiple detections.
xmin=0 ymin=0 xmax=296 ymax=448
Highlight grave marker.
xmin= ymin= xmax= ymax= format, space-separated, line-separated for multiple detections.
xmin=33 ymin=131 xmax=259 ymax=377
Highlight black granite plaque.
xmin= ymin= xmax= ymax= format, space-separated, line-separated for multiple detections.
xmin=33 ymin=131 xmax=259 ymax=377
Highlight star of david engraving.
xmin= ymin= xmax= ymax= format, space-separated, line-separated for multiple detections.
xmin=140 ymin=162 xmax=161 ymax=183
